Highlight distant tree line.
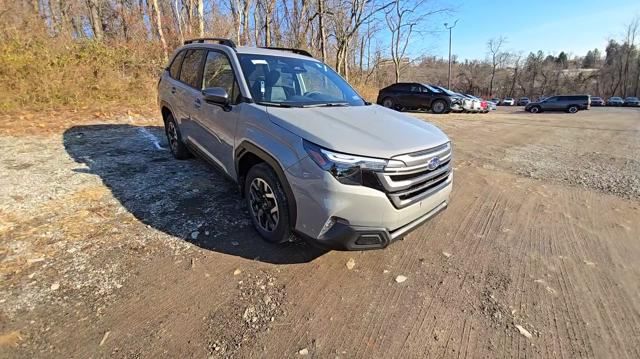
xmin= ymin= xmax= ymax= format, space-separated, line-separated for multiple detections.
xmin=0 ymin=0 xmax=637 ymax=110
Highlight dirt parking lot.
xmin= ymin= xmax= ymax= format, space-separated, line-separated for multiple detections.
xmin=1 ymin=106 xmax=639 ymax=358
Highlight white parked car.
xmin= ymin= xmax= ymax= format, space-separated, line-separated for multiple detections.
xmin=502 ymin=97 xmax=515 ymax=106
xmin=460 ymin=94 xmax=482 ymax=113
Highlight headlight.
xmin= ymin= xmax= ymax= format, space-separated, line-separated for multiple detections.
xmin=303 ymin=140 xmax=393 ymax=186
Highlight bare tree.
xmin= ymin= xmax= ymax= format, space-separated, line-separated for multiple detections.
xmin=86 ymin=0 xmax=104 ymax=40
xmin=149 ymin=0 xmax=168 ymax=61
xmin=622 ymin=16 xmax=639 ymax=96
xmin=487 ymin=36 xmax=507 ymax=96
xmin=385 ymin=0 xmax=447 ymax=82
xmin=197 ymin=0 xmax=204 ymax=36
xmin=317 ymin=0 xmax=327 ymax=61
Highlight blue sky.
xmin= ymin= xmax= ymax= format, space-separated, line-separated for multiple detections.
xmin=397 ymin=0 xmax=640 ymax=61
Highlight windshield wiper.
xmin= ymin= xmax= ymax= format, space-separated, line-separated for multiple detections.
xmin=300 ymin=102 xmax=350 ymax=108
xmin=255 ymin=101 xmax=299 ymax=108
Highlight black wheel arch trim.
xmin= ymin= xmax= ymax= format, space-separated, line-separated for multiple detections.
xmin=159 ymin=100 xmax=176 ymax=123
xmin=235 ymin=141 xmax=298 ymax=228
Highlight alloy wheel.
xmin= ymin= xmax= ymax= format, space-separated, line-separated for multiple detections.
xmin=248 ymin=178 xmax=279 ymax=232
xmin=167 ymin=121 xmax=179 ymax=153
xmin=432 ymin=101 xmax=445 ymax=113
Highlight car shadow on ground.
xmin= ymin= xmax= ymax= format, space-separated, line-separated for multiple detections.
xmin=63 ymin=124 xmax=327 ymax=265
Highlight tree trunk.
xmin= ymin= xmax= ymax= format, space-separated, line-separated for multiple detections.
xmin=119 ymin=0 xmax=129 ymax=40
xmin=242 ymin=0 xmax=251 ymax=45
xmin=317 ymin=0 xmax=326 ymax=62
xmin=86 ymin=0 xmax=104 ymax=40
xmin=197 ymin=0 xmax=204 ymax=36
xmin=149 ymin=0 xmax=168 ymax=61
xmin=172 ymin=0 xmax=185 ymax=43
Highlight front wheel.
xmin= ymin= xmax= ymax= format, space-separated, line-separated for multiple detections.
xmin=529 ymin=105 xmax=541 ymax=113
xmin=431 ymin=100 xmax=449 ymax=114
xmin=567 ymin=105 xmax=579 ymax=113
xmin=245 ymin=163 xmax=292 ymax=243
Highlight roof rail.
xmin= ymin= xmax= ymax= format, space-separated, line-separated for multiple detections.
xmin=184 ymin=38 xmax=237 ymax=48
xmin=259 ymin=47 xmax=313 ymax=58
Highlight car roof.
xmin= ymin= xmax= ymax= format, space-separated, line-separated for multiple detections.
xmin=179 ymin=43 xmax=319 ymax=61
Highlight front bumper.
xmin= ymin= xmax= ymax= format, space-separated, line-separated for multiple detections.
xmin=286 ymin=156 xmax=453 ymax=250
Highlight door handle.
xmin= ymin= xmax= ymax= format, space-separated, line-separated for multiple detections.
xmin=171 ymin=87 xmax=176 ymax=94
xmin=194 ymin=98 xmax=201 ymax=109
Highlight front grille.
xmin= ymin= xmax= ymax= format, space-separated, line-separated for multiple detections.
xmin=377 ymin=143 xmax=453 ymax=208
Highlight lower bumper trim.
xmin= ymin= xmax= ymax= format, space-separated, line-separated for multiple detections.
xmin=298 ymin=200 xmax=448 ymax=251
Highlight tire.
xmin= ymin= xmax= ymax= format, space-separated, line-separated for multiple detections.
xmin=431 ymin=99 xmax=448 ymax=114
xmin=567 ymin=105 xmax=579 ymax=113
xmin=529 ymin=105 xmax=541 ymax=113
xmin=164 ymin=112 xmax=191 ymax=159
xmin=382 ymin=97 xmax=396 ymax=110
xmin=244 ymin=163 xmax=291 ymax=243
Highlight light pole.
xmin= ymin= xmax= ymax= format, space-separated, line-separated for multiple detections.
xmin=444 ymin=20 xmax=458 ymax=89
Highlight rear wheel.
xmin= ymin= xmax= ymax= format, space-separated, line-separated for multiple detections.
xmin=382 ymin=97 xmax=395 ymax=110
xmin=567 ymin=105 xmax=579 ymax=113
xmin=529 ymin=105 xmax=541 ymax=113
xmin=245 ymin=163 xmax=292 ymax=243
xmin=164 ymin=112 xmax=191 ymax=159
xmin=431 ymin=99 xmax=448 ymax=114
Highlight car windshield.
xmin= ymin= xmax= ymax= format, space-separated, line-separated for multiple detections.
xmin=433 ymin=85 xmax=457 ymax=96
xmin=611 ymin=97 xmax=622 ymax=100
xmin=625 ymin=97 xmax=639 ymax=100
xmin=421 ymin=83 xmax=443 ymax=93
xmin=237 ymin=54 xmax=364 ymax=107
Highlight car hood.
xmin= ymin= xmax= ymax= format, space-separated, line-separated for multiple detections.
xmin=266 ymin=105 xmax=449 ymax=158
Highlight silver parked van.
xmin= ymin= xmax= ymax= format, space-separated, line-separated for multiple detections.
xmin=157 ymin=38 xmax=453 ymax=250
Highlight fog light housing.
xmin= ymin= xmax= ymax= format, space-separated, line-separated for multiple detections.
xmin=318 ymin=217 xmax=337 ymax=237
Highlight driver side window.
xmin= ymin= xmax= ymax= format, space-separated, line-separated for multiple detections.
xmin=202 ymin=51 xmax=240 ymax=104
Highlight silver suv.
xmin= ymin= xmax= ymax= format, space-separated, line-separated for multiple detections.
xmin=157 ymin=38 xmax=453 ymax=250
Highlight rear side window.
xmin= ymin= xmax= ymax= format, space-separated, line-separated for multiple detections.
xmin=179 ymin=49 xmax=206 ymax=88
xmin=168 ymin=51 xmax=185 ymax=79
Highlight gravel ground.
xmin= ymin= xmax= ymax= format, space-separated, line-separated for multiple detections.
xmin=1 ymin=107 xmax=639 ymax=358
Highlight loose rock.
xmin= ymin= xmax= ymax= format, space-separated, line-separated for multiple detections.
xmin=346 ymin=258 xmax=355 ymax=270
xmin=515 ymin=325 xmax=532 ymax=339
xmin=395 ymin=275 xmax=407 ymax=283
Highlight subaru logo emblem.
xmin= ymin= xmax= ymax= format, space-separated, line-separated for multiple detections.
xmin=427 ymin=157 xmax=441 ymax=170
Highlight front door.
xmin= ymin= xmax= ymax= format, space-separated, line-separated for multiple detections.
xmin=190 ymin=50 xmax=242 ymax=174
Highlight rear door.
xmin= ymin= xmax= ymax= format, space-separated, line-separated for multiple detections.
xmin=160 ymin=50 xmax=187 ymax=124
xmin=175 ymin=49 xmax=207 ymax=139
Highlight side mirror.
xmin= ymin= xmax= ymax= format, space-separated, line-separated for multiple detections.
xmin=202 ymin=87 xmax=230 ymax=109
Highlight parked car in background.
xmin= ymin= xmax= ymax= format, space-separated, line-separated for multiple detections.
xmin=502 ymin=97 xmax=515 ymax=106
xmin=459 ymin=94 xmax=482 ymax=113
xmin=490 ymin=98 xmax=501 ymax=105
xmin=486 ymin=100 xmax=497 ymax=110
xmin=623 ymin=97 xmax=640 ymax=107
xmin=466 ymin=95 xmax=489 ymax=113
xmin=517 ymin=97 xmax=530 ymax=106
xmin=525 ymin=95 xmax=591 ymax=113
xmin=377 ymin=82 xmax=463 ymax=114
xmin=607 ymin=97 xmax=624 ymax=106
xmin=590 ymin=96 xmax=605 ymax=106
